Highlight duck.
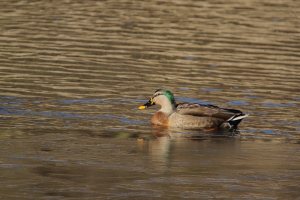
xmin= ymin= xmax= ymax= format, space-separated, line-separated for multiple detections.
xmin=138 ymin=89 xmax=248 ymax=130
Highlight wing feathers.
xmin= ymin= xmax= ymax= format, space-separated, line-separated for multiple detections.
xmin=175 ymin=103 xmax=243 ymax=121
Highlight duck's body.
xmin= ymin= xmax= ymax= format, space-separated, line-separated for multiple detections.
xmin=139 ymin=89 xmax=248 ymax=130
xmin=151 ymin=111 xmax=224 ymax=129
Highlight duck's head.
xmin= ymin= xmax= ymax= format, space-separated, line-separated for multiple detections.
xmin=138 ymin=89 xmax=176 ymax=111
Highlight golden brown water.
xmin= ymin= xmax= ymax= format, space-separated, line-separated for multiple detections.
xmin=1 ymin=0 xmax=300 ymax=199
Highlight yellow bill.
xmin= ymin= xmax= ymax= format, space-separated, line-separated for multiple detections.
xmin=138 ymin=105 xmax=146 ymax=110
xmin=138 ymin=98 xmax=155 ymax=110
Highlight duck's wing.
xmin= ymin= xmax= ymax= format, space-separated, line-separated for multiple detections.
xmin=174 ymin=103 xmax=243 ymax=121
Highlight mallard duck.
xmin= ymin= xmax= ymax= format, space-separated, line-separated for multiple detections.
xmin=138 ymin=89 xmax=248 ymax=129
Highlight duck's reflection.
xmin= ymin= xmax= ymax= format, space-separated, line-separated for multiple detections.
xmin=139 ymin=125 xmax=240 ymax=170
xmin=150 ymin=124 xmax=239 ymax=139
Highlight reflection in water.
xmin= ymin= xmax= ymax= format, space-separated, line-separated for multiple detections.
xmin=150 ymin=124 xmax=238 ymax=139
xmin=147 ymin=125 xmax=240 ymax=171
xmin=149 ymin=136 xmax=172 ymax=170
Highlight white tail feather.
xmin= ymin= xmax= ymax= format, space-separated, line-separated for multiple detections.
xmin=229 ymin=114 xmax=249 ymax=121
xmin=225 ymin=113 xmax=249 ymax=129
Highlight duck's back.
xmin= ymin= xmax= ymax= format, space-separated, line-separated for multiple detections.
xmin=175 ymin=103 xmax=242 ymax=119
xmin=168 ymin=103 xmax=243 ymax=129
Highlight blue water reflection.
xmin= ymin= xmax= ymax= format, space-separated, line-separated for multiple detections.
xmin=201 ymin=88 xmax=222 ymax=92
xmin=226 ymin=101 xmax=249 ymax=106
xmin=261 ymin=103 xmax=296 ymax=107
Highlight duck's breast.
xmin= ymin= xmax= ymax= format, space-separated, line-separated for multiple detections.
xmin=151 ymin=111 xmax=170 ymax=126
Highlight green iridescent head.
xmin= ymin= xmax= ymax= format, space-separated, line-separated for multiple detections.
xmin=153 ymin=89 xmax=176 ymax=105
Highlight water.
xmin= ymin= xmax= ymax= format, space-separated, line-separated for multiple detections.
xmin=1 ymin=0 xmax=300 ymax=199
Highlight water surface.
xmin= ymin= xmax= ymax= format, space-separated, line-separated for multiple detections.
xmin=0 ymin=0 xmax=300 ymax=199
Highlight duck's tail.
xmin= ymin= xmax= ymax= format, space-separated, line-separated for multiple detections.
xmin=225 ymin=113 xmax=249 ymax=129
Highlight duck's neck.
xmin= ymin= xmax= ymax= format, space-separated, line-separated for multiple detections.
xmin=159 ymin=100 xmax=175 ymax=114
